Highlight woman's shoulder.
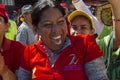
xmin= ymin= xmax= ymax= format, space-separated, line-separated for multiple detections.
xmin=24 ymin=40 xmax=43 ymax=52
xmin=69 ymin=34 xmax=95 ymax=43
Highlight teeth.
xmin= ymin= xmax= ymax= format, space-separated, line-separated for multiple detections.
xmin=52 ymin=35 xmax=61 ymax=39
xmin=51 ymin=35 xmax=62 ymax=45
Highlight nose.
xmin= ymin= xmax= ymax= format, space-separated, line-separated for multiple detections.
xmin=51 ymin=24 xmax=59 ymax=33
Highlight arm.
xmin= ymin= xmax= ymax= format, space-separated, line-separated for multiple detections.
xmin=0 ymin=54 xmax=16 ymax=80
xmin=72 ymin=0 xmax=93 ymax=16
xmin=109 ymin=0 xmax=120 ymax=49
xmin=84 ymin=35 xmax=108 ymax=79
xmin=72 ymin=0 xmax=104 ymax=36
xmin=85 ymin=57 xmax=108 ymax=80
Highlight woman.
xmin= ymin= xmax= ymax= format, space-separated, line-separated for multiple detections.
xmin=18 ymin=0 xmax=108 ymax=80
xmin=68 ymin=10 xmax=95 ymax=36
xmin=0 ymin=3 xmax=25 ymax=80
xmin=71 ymin=0 xmax=104 ymax=37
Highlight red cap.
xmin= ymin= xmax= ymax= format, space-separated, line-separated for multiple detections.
xmin=0 ymin=3 xmax=9 ymax=21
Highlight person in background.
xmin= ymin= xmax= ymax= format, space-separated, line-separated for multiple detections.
xmin=98 ymin=0 xmax=120 ymax=79
xmin=5 ymin=19 xmax=17 ymax=40
xmin=70 ymin=0 xmax=120 ymax=79
xmin=0 ymin=3 xmax=25 ymax=80
xmin=17 ymin=0 xmax=108 ymax=80
xmin=16 ymin=5 xmax=36 ymax=45
xmin=72 ymin=0 xmax=104 ymax=37
xmin=68 ymin=10 xmax=95 ymax=37
xmin=12 ymin=10 xmax=18 ymax=24
xmin=17 ymin=15 xmax=24 ymax=28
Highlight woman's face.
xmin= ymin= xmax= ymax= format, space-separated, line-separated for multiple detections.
xmin=0 ymin=16 xmax=9 ymax=38
xmin=71 ymin=16 xmax=94 ymax=35
xmin=37 ymin=7 xmax=68 ymax=51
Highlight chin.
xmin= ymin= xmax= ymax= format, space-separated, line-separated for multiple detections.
xmin=51 ymin=44 xmax=63 ymax=52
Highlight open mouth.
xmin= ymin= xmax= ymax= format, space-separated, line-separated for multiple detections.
xmin=52 ymin=35 xmax=62 ymax=45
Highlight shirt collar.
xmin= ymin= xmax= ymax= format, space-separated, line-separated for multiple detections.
xmin=57 ymin=37 xmax=71 ymax=53
xmin=45 ymin=37 xmax=71 ymax=54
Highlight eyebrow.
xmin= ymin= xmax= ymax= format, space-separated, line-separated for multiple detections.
xmin=40 ymin=16 xmax=65 ymax=23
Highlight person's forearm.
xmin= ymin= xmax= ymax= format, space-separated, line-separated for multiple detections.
xmin=1 ymin=67 xmax=16 ymax=80
xmin=72 ymin=0 xmax=93 ymax=16
xmin=72 ymin=0 xmax=104 ymax=36
xmin=85 ymin=56 xmax=108 ymax=80
xmin=110 ymin=1 xmax=120 ymax=49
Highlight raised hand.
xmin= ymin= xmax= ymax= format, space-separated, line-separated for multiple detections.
xmin=108 ymin=0 xmax=120 ymax=49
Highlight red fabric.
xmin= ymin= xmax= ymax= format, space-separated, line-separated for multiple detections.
xmin=0 ymin=38 xmax=25 ymax=80
xmin=66 ymin=18 xmax=71 ymax=36
xmin=0 ymin=4 xmax=8 ymax=21
xmin=21 ymin=35 xmax=102 ymax=80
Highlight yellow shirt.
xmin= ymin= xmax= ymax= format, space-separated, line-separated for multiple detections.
xmin=5 ymin=19 xmax=17 ymax=40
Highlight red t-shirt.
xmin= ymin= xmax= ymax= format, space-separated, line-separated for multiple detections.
xmin=0 ymin=38 xmax=25 ymax=80
xmin=21 ymin=34 xmax=102 ymax=80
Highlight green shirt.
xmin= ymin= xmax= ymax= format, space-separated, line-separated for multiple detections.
xmin=5 ymin=19 xmax=17 ymax=40
xmin=97 ymin=32 xmax=120 ymax=80
xmin=98 ymin=25 xmax=112 ymax=39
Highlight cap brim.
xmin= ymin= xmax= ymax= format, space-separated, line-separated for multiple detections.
xmin=68 ymin=10 xmax=90 ymax=21
xmin=68 ymin=10 xmax=94 ymax=29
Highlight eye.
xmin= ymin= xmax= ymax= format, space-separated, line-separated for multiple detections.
xmin=43 ymin=23 xmax=52 ymax=28
xmin=72 ymin=25 xmax=78 ymax=31
xmin=80 ymin=25 xmax=88 ymax=30
xmin=57 ymin=17 xmax=66 ymax=25
xmin=57 ymin=19 xmax=65 ymax=25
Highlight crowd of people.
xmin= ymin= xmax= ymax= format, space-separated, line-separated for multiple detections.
xmin=0 ymin=0 xmax=120 ymax=80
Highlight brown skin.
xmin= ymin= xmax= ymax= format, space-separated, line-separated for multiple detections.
xmin=108 ymin=0 xmax=120 ymax=49
xmin=71 ymin=16 xmax=95 ymax=35
xmin=36 ymin=7 xmax=68 ymax=52
xmin=0 ymin=16 xmax=10 ymax=49
xmin=0 ymin=16 xmax=16 ymax=80
xmin=0 ymin=53 xmax=16 ymax=80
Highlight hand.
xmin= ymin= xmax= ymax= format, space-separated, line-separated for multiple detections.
xmin=0 ymin=53 xmax=6 ymax=75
